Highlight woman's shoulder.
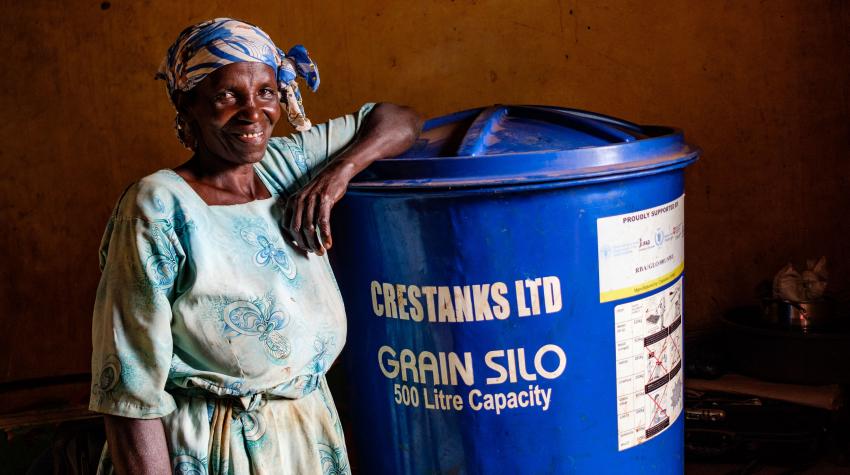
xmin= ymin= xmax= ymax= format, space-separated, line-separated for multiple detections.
xmin=112 ymin=169 xmax=196 ymax=222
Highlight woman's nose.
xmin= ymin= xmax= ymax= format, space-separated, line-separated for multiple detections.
xmin=238 ymin=96 xmax=262 ymax=122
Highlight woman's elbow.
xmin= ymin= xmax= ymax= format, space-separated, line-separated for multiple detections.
xmin=406 ymin=105 xmax=425 ymax=136
xmin=374 ymin=102 xmax=423 ymax=146
xmin=398 ymin=104 xmax=423 ymax=147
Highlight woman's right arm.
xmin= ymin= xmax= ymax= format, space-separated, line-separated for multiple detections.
xmin=104 ymin=415 xmax=171 ymax=475
xmin=91 ymin=186 xmax=184 ymax=472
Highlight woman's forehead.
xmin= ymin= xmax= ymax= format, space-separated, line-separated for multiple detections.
xmin=200 ymin=62 xmax=277 ymax=89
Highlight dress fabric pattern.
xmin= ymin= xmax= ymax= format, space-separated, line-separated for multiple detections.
xmin=90 ymin=104 xmax=374 ymax=475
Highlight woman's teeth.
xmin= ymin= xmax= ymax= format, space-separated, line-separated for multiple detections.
xmin=240 ymin=132 xmax=263 ymax=138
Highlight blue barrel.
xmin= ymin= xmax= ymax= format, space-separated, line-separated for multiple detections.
xmin=331 ymin=105 xmax=699 ymax=474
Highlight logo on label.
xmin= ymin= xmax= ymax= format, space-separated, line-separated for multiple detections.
xmin=654 ymin=228 xmax=664 ymax=247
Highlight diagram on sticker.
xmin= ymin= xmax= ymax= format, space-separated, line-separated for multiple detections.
xmin=614 ymin=277 xmax=683 ymax=451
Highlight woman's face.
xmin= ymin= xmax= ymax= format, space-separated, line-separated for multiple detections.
xmin=183 ymin=62 xmax=282 ymax=164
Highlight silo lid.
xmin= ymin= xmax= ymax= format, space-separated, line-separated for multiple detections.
xmin=350 ymin=105 xmax=699 ymax=189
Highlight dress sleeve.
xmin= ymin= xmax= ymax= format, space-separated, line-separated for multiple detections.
xmin=89 ymin=213 xmax=182 ymax=419
xmin=258 ymin=102 xmax=376 ymax=193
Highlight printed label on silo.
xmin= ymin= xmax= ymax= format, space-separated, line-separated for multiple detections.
xmin=614 ymin=277 xmax=683 ymax=451
xmin=370 ymin=275 xmax=568 ymax=416
xmin=596 ymin=194 xmax=684 ymax=303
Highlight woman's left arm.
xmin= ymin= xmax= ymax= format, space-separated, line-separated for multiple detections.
xmin=284 ymin=102 xmax=422 ymax=254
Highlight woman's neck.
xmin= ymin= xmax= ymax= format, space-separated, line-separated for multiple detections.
xmin=173 ymin=152 xmax=272 ymax=205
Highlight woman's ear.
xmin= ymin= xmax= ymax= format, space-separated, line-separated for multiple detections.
xmin=174 ymin=90 xmax=195 ymax=120
xmin=173 ymin=91 xmax=199 ymax=151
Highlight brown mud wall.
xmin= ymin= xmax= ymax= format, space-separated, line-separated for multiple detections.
xmin=1 ymin=1 xmax=848 ymax=384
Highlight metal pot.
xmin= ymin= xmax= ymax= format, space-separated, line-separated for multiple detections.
xmin=761 ymin=299 xmax=838 ymax=331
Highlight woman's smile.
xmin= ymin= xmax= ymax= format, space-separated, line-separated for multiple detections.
xmin=235 ymin=130 xmax=264 ymax=140
xmin=227 ymin=127 xmax=269 ymax=146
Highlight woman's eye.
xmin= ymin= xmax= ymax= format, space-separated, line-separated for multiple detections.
xmin=214 ymin=91 xmax=235 ymax=103
xmin=259 ymin=88 xmax=277 ymax=98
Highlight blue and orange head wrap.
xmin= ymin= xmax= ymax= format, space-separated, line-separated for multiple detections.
xmin=157 ymin=18 xmax=320 ymax=147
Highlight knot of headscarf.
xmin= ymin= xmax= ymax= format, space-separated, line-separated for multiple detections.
xmin=156 ymin=18 xmax=320 ymax=147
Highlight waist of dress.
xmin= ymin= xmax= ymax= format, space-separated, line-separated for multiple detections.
xmin=167 ymin=375 xmax=323 ymax=411
xmin=170 ymin=387 xmax=296 ymax=412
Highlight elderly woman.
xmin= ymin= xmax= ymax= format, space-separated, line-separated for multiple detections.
xmin=89 ymin=18 xmax=421 ymax=474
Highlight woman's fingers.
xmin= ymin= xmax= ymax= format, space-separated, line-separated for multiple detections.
xmin=318 ymin=197 xmax=334 ymax=250
xmin=301 ymin=192 xmax=320 ymax=253
xmin=280 ymin=198 xmax=299 ymax=245
xmin=288 ymin=192 xmax=308 ymax=251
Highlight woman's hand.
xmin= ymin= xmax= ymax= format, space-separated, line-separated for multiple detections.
xmin=284 ymin=103 xmax=422 ymax=255
xmin=284 ymin=159 xmax=357 ymax=255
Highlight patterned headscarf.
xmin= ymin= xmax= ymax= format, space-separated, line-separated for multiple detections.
xmin=157 ymin=18 xmax=320 ymax=147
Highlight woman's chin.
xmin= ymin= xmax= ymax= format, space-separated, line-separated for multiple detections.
xmin=233 ymin=150 xmax=267 ymax=164
xmin=223 ymin=140 xmax=270 ymax=164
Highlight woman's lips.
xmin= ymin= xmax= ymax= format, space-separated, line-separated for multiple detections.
xmin=231 ymin=130 xmax=265 ymax=144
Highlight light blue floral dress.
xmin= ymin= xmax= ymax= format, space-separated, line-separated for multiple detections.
xmin=90 ymin=104 xmax=375 ymax=475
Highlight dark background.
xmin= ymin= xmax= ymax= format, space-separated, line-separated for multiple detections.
xmin=1 ymin=0 xmax=848 ymax=400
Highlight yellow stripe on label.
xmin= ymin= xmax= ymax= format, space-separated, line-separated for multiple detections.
xmin=600 ymin=262 xmax=684 ymax=303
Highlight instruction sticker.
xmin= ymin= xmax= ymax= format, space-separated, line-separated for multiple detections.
xmin=614 ymin=277 xmax=683 ymax=451
xmin=597 ymin=195 xmax=684 ymax=303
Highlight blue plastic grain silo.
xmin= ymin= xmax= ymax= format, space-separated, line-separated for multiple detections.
xmin=331 ymin=105 xmax=700 ymax=474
